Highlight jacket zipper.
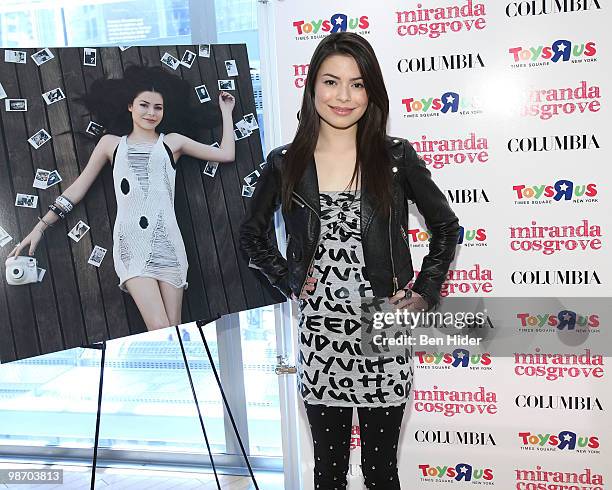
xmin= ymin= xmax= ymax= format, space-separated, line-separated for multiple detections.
xmin=293 ymin=191 xmax=321 ymax=295
xmin=291 ymin=196 xmax=305 ymax=208
xmin=295 ymin=191 xmax=397 ymax=296
xmin=389 ymin=205 xmax=398 ymax=295
xmin=389 ymin=163 xmax=400 ymax=295
xmin=400 ymin=224 xmax=410 ymax=249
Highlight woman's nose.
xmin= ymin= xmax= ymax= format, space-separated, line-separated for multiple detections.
xmin=336 ymin=86 xmax=351 ymax=102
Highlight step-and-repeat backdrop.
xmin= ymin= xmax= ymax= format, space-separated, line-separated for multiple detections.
xmin=265 ymin=1 xmax=611 ymax=488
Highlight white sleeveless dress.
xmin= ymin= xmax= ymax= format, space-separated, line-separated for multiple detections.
xmin=112 ymin=133 xmax=188 ymax=292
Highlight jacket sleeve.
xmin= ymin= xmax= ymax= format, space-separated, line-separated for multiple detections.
xmin=402 ymin=140 xmax=460 ymax=309
xmin=239 ymin=149 xmax=291 ymax=298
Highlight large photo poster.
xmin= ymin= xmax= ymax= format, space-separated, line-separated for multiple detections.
xmin=0 ymin=44 xmax=284 ymax=363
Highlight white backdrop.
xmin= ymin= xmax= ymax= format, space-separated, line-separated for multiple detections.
xmin=263 ymin=1 xmax=610 ymax=488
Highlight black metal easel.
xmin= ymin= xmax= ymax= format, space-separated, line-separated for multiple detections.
xmin=195 ymin=319 xmax=260 ymax=490
xmin=84 ymin=319 xmax=259 ymax=490
xmin=175 ymin=325 xmax=221 ymax=489
xmin=81 ymin=340 xmax=106 ymax=490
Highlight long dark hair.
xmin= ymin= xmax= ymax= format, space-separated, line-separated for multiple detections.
xmin=282 ymin=32 xmax=391 ymax=212
xmin=78 ymin=65 xmax=219 ymax=138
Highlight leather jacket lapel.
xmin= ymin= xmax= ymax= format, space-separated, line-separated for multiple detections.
xmin=294 ymin=156 xmax=321 ymax=215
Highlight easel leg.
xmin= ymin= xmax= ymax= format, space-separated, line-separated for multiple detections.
xmin=81 ymin=341 xmax=106 ymax=490
xmin=196 ymin=320 xmax=259 ymax=490
xmin=175 ymin=326 xmax=221 ymax=489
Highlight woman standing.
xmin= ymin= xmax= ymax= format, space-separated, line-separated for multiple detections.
xmin=9 ymin=66 xmax=236 ymax=331
xmin=241 ymin=33 xmax=459 ymax=489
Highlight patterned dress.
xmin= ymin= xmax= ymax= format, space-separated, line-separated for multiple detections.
xmin=297 ymin=191 xmax=413 ymax=408
xmin=112 ymin=133 xmax=188 ymax=292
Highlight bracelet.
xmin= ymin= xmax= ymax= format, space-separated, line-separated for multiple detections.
xmin=55 ymin=195 xmax=74 ymax=213
xmin=38 ymin=216 xmax=54 ymax=229
xmin=48 ymin=203 xmax=65 ymax=219
xmin=54 ymin=200 xmax=69 ymax=214
xmin=54 ymin=201 xmax=69 ymax=213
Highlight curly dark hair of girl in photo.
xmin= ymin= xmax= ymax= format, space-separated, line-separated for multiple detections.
xmin=78 ymin=64 xmax=220 ymax=139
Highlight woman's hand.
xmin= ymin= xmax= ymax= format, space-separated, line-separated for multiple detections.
xmin=291 ymin=267 xmax=317 ymax=301
xmin=218 ymin=91 xmax=235 ymax=113
xmin=8 ymin=225 xmax=45 ymax=258
xmin=388 ymin=287 xmax=428 ymax=312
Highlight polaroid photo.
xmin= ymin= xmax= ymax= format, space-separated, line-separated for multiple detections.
xmin=160 ymin=52 xmax=180 ymax=70
xmin=218 ymin=79 xmax=235 ymax=91
xmin=225 ymin=59 xmax=238 ymax=77
xmin=88 ymin=245 xmax=107 ymax=267
xmin=198 ymin=44 xmax=211 ymax=58
xmin=68 ymin=220 xmax=90 ymax=242
xmin=243 ymin=113 xmax=259 ymax=131
xmin=118 ymin=46 xmax=132 ymax=51
xmin=33 ymin=169 xmax=51 ymax=189
xmin=234 ymin=128 xmax=248 ymax=141
xmin=15 ymin=193 xmax=38 ymax=208
xmin=194 ymin=84 xmax=211 ymax=103
xmin=46 ymin=170 xmax=62 ymax=188
xmin=203 ymin=161 xmax=219 ymax=178
xmin=0 ymin=82 xmax=6 ymax=100
xmin=0 ymin=225 xmax=13 ymax=248
xmin=86 ymin=121 xmax=104 ymax=137
xmin=243 ymin=170 xmax=260 ymax=186
xmin=28 ymin=129 xmax=51 ymax=149
xmin=242 ymin=185 xmax=255 ymax=198
xmin=83 ymin=48 xmax=97 ymax=66
xmin=37 ymin=267 xmax=46 ymax=282
xmin=259 ymin=161 xmax=266 ymax=170
xmin=180 ymin=50 xmax=196 ymax=68
xmin=5 ymin=99 xmax=27 ymax=111
xmin=42 ymin=88 xmax=66 ymax=105
xmin=203 ymin=142 xmax=220 ymax=176
xmin=31 ymin=48 xmax=54 ymax=66
xmin=5 ymin=50 xmax=26 ymax=64
xmin=235 ymin=119 xmax=252 ymax=138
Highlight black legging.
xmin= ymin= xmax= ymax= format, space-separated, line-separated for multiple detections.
xmin=304 ymin=402 xmax=406 ymax=489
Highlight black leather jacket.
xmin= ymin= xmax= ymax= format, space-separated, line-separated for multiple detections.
xmin=239 ymin=136 xmax=460 ymax=309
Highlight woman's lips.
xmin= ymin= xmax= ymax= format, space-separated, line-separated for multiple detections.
xmin=330 ymin=106 xmax=354 ymax=116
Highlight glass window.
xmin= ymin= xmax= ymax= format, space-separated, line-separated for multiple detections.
xmin=0 ymin=323 xmax=226 ymax=454
xmin=0 ymin=0 xmax=191 ymax=48
xmin=239 ymin=305 xmax=282 ymax=456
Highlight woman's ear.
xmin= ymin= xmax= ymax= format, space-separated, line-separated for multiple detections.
xmin=127 ymin=103 xmax=133 ymax=113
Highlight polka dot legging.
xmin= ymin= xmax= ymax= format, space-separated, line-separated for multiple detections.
xmin=304 ymin=402 xmax=407 ymax=490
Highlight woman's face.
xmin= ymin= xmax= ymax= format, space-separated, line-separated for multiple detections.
xmin=313 ymin=54 xmax=368 ymax=131
xmin=128 ymin=91 xmax=164 ymax=130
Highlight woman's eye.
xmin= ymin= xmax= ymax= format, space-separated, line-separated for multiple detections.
xmin=354 ymin=83 xmax=364 ymax=88
xmin=323 ymin=80 xmax=336 ymax=85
